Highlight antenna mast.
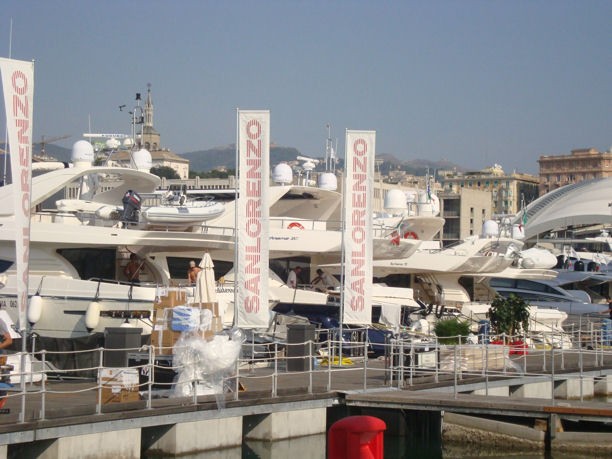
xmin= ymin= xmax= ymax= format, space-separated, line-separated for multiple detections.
xmin=2 ymin=19 xmax=13 ymax=186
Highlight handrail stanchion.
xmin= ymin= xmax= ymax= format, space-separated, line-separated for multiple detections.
xmin=550 ymin=343 xmax=555 ymax=405
xmin=434 ymin=338 xmax=439 ymax=384
xmin=485 ymin=343 xmax=489 ymax=396
xmin=523 ymin=331 xmax=527 ymax=371
xmin=234 ymin=349 xmax=240 ymax=402
xmin=146 ymin=344 xmax=153 ymax=410
xmin=327 ymin=335 xmax=332 ymax=392
xmin=579 ymin=335 xmax=584 ymax=402
xmin=308 ymin=339 xmax=313 ymax=395
xmin=453 ymin=344 xmax=458 ymax=400
xmin=272 ymin=341 xmax=278 ymax=398
xmin=542 ymin=338 xmax=547 ymax=372
xmin=409 ymin=339 xmax=414 ymax=387
xmin=399 ymin=340 xmax=405 ymax=389
xmin=363 ymin=336 xmax=368 ymax=392
xmin=40 ymin=350 xmax=47 ymax=421
xmin=560 ymin=331 xmax=565 ymax=370
xmin=96 ymin=347 xmax=104 ymax=415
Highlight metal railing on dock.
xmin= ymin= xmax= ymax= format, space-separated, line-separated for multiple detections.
xmin=0 ymin=326 xmax=610 ymax=425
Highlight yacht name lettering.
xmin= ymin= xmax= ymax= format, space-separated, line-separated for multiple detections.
xmin=0 ymin=299 xmax=18 ymax=309
xmin=349 ymin=137 xmax=368 ymax=313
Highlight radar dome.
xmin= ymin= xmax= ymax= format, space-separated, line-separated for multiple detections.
xmin=105 ymin=138 xmax=120 ymax=149
xmin=384 ymin=189 xmax=407 ymax=212
xmin=123 ymin=138 xmax=134 ymax=148
xmin=482 ymin=220 xmax=499 ymax=238
xmin=272 ymin=163 xmax=293 ymax=184
xmin=71 ymin=140 xmax=95 ymax=167
xmin=133 ymin=148 xmax=152 ymax=171
xmin=318 ymin=172 xmax=337 ymax=190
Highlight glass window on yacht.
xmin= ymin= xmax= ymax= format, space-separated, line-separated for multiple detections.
xmin=516 ymin=279 xmax=549 ymax=292
xmin=57 ymin=248 xmax=116 ymax=281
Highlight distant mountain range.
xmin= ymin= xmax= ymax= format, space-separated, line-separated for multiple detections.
xmin=3 ymin=143 xmax=463 ymax=177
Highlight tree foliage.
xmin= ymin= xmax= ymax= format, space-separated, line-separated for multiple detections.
xmin=150 ymin=166 xmax=180 ymax=179
xmin=489 ymin=294 xmax=530 ymax=336
xmin=433 ymin=318 xmax=471 ymax=345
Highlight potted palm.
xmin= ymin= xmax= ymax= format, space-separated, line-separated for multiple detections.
xmin=489 ymin=294 xmax=530 ymax=354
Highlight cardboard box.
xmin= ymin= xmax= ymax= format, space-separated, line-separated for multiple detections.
xmin=154 ymin=289 xmax=187 ymax=311
xmin=198 ymin=301 xmax=219 ymax=317
xmin=99 ymin=368 xmax=140 ymax=404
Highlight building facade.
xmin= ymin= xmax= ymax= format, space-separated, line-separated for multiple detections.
xmin=440 ymin=164 xmax=539 ymax=217
xmin=538 ymin=148 xmax=612 ymax=195
xmin=438 ymin=188 xmax=492 ymax=245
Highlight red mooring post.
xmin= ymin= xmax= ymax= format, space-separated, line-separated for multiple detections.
xmin=328 ymin=415 xmax=386 ymax=459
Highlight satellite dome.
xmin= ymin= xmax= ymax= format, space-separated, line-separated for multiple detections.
xmin=133 ymin=148 xmax=152 ymax=171
xmin=384 ymin=189 xmax=407 ymax=212
xmin=482 ymin=220 xmax=500 ymax=238
xmin=123 ymin=138 xmax=134 ymax=148
xmin=272 ymin=163 xmax=293 ymax=184
xmin=318 ymin=172 xmax=337 ymax=190
xmin=105 ymin=138 xmax=120 ymax=149
xmin=71 ymin=140 xmax=95 ymax=167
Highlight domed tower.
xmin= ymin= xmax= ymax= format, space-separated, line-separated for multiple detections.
xmin=141 ymin=83 xmax=160 ymax=151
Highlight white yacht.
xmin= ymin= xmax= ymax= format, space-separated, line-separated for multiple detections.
xmin=0 ymin=137 xmax=423 ymax=347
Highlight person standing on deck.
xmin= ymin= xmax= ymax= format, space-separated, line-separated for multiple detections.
xmin=286 ymin=266 xmax=302 ymax=289
xmin=187 ymin=260 xmax=202 ymax=285
xmin=124 ymin=253 xmax=143 ymax=284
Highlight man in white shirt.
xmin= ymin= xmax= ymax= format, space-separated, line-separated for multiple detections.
xmin=286 ymin=266 xmax=302 ymax=288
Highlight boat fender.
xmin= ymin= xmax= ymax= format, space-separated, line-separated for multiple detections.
xmin=27 ymin=295 xmax=43 ymax=325
xmin=403 ymin=231 xmax=419 ymax=240
xmin=85 ymin=301 xmax=101 ymax=331
xmin=287 ymin=222 xmax=304 ymax=230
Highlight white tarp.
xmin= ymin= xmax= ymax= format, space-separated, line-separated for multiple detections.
xmin=236 ymin=110 xmax=270 ymax=328
xmin=342 ymin=130 xmax=375 ymax=325
xmin=0 ymin=58 xmax=34 ymax=332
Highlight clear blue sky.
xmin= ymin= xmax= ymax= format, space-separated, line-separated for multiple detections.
xmin=2 ymin=0 xmax=610 ymax=174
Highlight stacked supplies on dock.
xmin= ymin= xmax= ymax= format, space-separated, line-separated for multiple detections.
xmin=151 ymin=297 xmax=223 ymax=355
xmin=99 ymin=367 xmax=140 ymax=404
xmin=439 ymin=345 xmax=507 ymax=372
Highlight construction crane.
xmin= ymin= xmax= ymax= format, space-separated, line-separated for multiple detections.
xmin=34 ymin=134 xmax=71 ymax=158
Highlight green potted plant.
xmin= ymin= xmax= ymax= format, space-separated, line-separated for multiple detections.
xmin=434 ymin=318 xmax=471 ymax=345
xmin=489 ymin=294 xmax=530 ymax=354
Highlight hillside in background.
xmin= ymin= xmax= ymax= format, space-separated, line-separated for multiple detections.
xmin=2 ymin=143 xmax=464 ymax=177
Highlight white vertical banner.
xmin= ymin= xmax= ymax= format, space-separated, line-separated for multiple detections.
xmin=342 ymin=130 xmax=375 ymax=325
xmin=0 ymin=58 xmax=34 ymax=333
xmin=236 ymin=110 xmax=270 ymax=328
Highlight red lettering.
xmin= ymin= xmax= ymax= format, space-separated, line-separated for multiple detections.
xmin=351 ymin=253 xmax=365 ymax=276
xmin=350 ymin=296 xmax=364 ymax=312
xmin=246 ymin=119 xmax=261 ymax=140
xmin=352 ymin=191 xmax=366 ymax=208
xmin=244 ymin=296 xmax=260 ymax=313
xmin=245 ymin=252 xmax=260 ymax=275
xmin=11 ymin=70 xmax=28 ymax=95
xmin=353 ymin=138 xmax=367 ymax=156
xmin=352 ymin=172 xmax=366 ymax=192
xmin=246 ymin=139 xmax=261 ymax=159
xmin=246 ymin=199 xmax=260 ymax=219
xmin=246 ymin=179 xmax=260 ymax=197
xmin=351 ymin=209 xmax=365 ymax=228
xmin=246 ymin=157 xmax=261 ymax=179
